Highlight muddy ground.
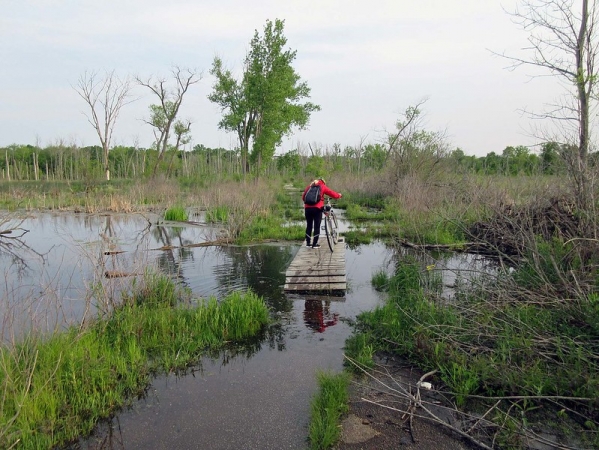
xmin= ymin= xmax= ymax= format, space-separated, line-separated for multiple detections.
xmin=336 ymin=355 xmax=478 ymax=450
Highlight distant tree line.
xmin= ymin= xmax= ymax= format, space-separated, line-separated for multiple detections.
xmin=448 ymin=142 xmax=570 ymax=176
xmin=0 ymin=139 xmax=577 ymax=183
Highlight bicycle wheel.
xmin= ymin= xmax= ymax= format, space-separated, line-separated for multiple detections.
xmin=324 ymin=214 xmax=338 ymax=252
xmin=331 ymin=210 xmax=339 ymax=230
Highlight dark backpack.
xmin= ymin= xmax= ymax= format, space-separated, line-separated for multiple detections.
xmin=304 ymin=184 xmax=321 ymax=205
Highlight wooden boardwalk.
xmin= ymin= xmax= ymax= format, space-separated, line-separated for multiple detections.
xmin=284 ymin=238 xmax=346 ymax=294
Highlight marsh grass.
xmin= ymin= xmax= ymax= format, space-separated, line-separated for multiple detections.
xmin=0 ymin=179 xmax=188 ymax=213
xmin=205 ymin=205 xmax=229 ymax=223
xmin=274 ymin=191 xmax=304 ymax=221
xmin=344 ymin=202 xmax=400 ymax=221
xmin=308 ymin=371 xmax=350 ymax=450
xmin=349 ymin=253 xmax=599 ymax=447
xmin=237 ymin=215 xmax=304 ymax=244
xmin=164 ymin=205 xmax=188 ymax=221
xmin=343 ymin=229 xmax=374 ymax=246
xmin=198 ymin=180 xmax=276 ymax=240
xmin=0 ymin=272 xmax=269 ymax=449
xmin=370 ymin=269 xmax=389 ymax=292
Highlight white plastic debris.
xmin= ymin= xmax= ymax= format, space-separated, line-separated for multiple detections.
xmin=417 ymin=381 xmax=432 ymax=390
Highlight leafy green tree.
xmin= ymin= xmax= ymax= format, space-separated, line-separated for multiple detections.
xmin=540 ymin=141 xmax=564 ymax=175
xmin=305 ymin=155 xmax=326 ymax=177
xmin=481 ymin=152 xmax=501 ymax=174
xmin=362 ymin=144 xmax=386 ymax=171
xmin=276 ymin=149 xmax=301 ymax=175
xmin=209 ymin=19 xmax=320 ymax=175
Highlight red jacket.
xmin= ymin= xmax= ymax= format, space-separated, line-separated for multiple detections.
xmin=302 ymin=180 xmax=342 ymax=208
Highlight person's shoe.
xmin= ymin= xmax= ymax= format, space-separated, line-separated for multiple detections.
xmin=312 ymin=244 xmax=321 ymax=249
xmin=306 ymin=242 xmax=312 ymax=247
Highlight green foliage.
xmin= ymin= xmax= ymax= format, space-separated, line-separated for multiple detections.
xmin=342 ymin=191 xmax=386 ymax=209
xmin=205 ymin=205 xmax=229 ymax=223
xmin=439 ymin=362 xmax=480 ymax=407
xmin=209 ymin=19 xmax=319 ymax=173
xmin=0 ymin=273 xmax=269 ymax=449
xmin=349 ymin=251 xmax=599 ymax=441
xmin=343 ymin=230 xmax=374 ymax=246
xmin=344 ymin=202 xmax=400 ymax=221
xmin=362 ymin=143 xmax=387 ymax=171
xmin=304 ymin=155 xmax=326 ymax=178
xmin=344 ymin=333 xmax=375 ymax=373
xmin=308 ymin=371 xmax=350 ymax=450
xmin=370 ymin=269 xmax=390 ymax=291
xmin=276 ymin=149 xmax=301 ymax=175
xmin=399 ymin=213 xmax=466 ymax=245
xmin=512 ymin=237 xmax=573 ymax=289
xmin=164 ymin=205 xmax=188 ymax=221
xmin=237 ymin=214 xmax=304 ymax=244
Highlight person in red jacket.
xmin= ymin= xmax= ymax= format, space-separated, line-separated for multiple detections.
xmin=302 ymin=178 xmax=342 ymax=248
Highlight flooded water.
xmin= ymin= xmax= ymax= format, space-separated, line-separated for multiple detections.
xmin=0 ymin=211 xmax=489 ymax=449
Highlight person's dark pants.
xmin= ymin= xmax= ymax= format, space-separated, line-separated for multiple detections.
xmin=305 ymin=207 xmax=322 ymax=246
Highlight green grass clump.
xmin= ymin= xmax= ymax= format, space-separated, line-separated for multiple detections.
xmin=308 ymin=371 xmax=350 ymax=450
xmin=399 ymin=214 xmax=466 ymax=245
xmin=164 ymin=205 xmax=188 ymax=221
xmin=205 ymin=205 xmax=229 ymax=223
xmin=237 ymin=214 xmax=304 ymax=244
xmin=0 ymin=273 xmax=269 ymax=449
xmin=343 ymin=230 xmax=374 ymax=246
xmin=344 ymin=333 xmax=375 ymax=373
xmin=344 ymin=202 xmax=400 ymax=221
xmin=370 ymin=269 xmax=389 ymax=291
xmin=340 ymin=191 xmax=386 ymax=209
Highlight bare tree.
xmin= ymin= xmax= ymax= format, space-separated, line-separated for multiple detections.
xmin=385 ymin=98 xmax=429 ymax=160
xmin=137 ymin=67 xmax=201 ymax=177
xmin=383 ymin=99 xmax=448 ymax=189
xmin=74 ymin=70 xmax=134 ymax=181
xmin=496 ymin=0 xmax=599 ymax=211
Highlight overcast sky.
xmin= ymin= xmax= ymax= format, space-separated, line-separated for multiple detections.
xmin=2 ymin=0 xmax=566 ymax=156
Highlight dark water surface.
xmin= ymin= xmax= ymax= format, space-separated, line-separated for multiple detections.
xmin=0 ymin=212 xmax=487 ymax=449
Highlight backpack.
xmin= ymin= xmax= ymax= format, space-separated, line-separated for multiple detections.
xmin=304 ymin=184 xmax=321 ymax=205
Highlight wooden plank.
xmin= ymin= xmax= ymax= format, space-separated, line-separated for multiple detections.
xmin=287 ymin=260 xmax=345 ymax=266
xmin=285 ymin=270 xmax=345 ymax=277
xmin=283 ymin=237 xmax=346 ymax=293
xmin=286 ymin=292 xmax=346 ymax=300
xmin=286 ymin=263 xmax=345 ymax=268
xmin=284 ymin=276 xmax=347 ymax=284
xmin=283 ymin=283 xmax=347 ymax=291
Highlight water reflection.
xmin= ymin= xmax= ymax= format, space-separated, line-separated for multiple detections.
xmin=386 ymin=245 xmax=499 ymax=300
xmin=303 ymin=299 xmax=339 ymax=333
xmin=0 ymin=212 xmax=502 ymax=449
xmin=0 ymin=213 xmax=303 ymax=341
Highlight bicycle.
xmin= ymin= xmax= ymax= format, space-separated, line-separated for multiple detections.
xmin=323 ymin=197 xmax=339 ymax=252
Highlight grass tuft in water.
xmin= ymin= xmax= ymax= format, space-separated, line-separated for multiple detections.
xmin=164 ymin=205 xmax=188 ymax=221
xmin=205 ymin=205 xmax=229 ymax=223
xmin=370 ymin=269 xmax=389 ymax=292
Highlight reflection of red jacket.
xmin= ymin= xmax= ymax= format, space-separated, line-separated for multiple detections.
xmin=304 ymin=301 xmax=339 ymax=333
xmin=302 ymin=180 xmax=342 ymax=209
